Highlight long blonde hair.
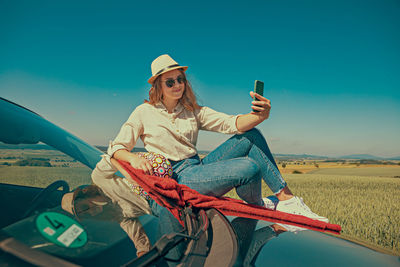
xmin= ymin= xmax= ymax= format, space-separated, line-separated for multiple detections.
xmin=145 ymin=69 xmax=200 ymax=112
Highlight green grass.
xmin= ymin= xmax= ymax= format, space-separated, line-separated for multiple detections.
xmin=225 ymin=174 xmax=400 ymax=255
xmin=0 ymin=166 xmax=92 ymax=189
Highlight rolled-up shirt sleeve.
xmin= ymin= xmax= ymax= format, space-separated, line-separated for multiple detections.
xmin=107 ymin=107 xmax=144 ymax=157
xmin=195 ymin=106 xmax=243 ymax=134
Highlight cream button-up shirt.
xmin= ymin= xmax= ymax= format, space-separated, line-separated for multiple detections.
xmin=108 ymin=102 xmax=242 ymax=161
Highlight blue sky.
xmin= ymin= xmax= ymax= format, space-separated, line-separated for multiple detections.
xmin=1 ymin=0 xmax=399 ymax=157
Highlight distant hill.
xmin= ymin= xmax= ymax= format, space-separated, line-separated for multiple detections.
xmin=274 ymin=153 xmax=400 ymax=161
xmin=1 ymin=143 xmax=399 ymax=161
xmin=0 ymin=143 xmax=55 ymax=150
xmin=269 ymin=153 xmax=400 ymax=161
xmin=273 ymin=154 xmax=329 ymax=160
xmin=96 ymin=146 xmax=210 ymax=155
xmin=339 ymin=154 xmax=385 ymax=160
xmin=95 ymin=146 xmax=147 ymax=153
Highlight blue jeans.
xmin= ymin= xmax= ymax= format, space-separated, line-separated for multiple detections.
xmin=172 ymin=128 xmax=287 ymax=200
xmin=149 ymin=128 xmax=287 ymax=260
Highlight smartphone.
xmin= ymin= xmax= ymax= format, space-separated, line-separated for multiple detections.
xmin=253 ymin=80 xmax=264 ymax=112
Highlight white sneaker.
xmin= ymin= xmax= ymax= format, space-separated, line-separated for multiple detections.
xmin=263 ymin=195 xmax=279 ymax=210
xmin=276 ymin=196 xmax=329 ymax=222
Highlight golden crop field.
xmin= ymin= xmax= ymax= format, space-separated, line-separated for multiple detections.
xmin=282 ymin=174 xmax=399 ymax=255
xmin=226 ymin=172 xmax=400 ymax=256
xmin=0 ymin=165 xmax=92 ymax=189
xmin=278 ymin=161 xmax=400 ymax=176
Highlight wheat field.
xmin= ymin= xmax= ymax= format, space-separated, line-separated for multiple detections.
xmin=0 ymin=166 xmax=92 ymax=190
xmin=226 ymin=173 xmax=400 ymax=255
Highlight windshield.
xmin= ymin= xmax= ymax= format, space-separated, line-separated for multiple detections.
xmin=0 ymin=98 xmax=152 ymax=266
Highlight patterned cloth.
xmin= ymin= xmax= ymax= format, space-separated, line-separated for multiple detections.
xmin=124 ymin=152 xmax=173 ymax=200
xmin=123 ymin=179 xmax=152 ymax=201
xmin=137 ymin=152 xmax=173 ymax=178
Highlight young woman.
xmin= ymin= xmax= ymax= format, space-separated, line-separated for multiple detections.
xmin=109 ymin=54 xmax=327 ymax=223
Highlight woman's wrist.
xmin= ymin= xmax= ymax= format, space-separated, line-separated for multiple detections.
xmin=128 ymin=153 xmax=141 ymax=165
xmin=114 ymin=149 xmax=136 ymax=164
xmin=258 ymin=111 xmax=269 ymax=121
xmin=236 ymin=113 xmax=265 ymax=132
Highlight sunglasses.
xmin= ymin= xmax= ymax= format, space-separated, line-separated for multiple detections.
xmin=71 ymin=186 xmax=108 ymax=219
xmin=163 ymin=76 xmax=186 ymax=88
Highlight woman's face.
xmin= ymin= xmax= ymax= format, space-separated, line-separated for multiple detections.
xmin=160 ymin=69 xmax=185 ymax=102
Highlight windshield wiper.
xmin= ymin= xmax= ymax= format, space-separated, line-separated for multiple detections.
xmin=123 ymin=231 xmax=192 ymax=267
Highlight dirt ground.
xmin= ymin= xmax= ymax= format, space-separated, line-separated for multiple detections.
xmin=278 ymin=161 xmax=400 ymax=174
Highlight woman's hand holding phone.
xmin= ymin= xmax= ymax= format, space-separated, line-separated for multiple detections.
xmin=250 ymin=80 xmax=271 ymax=120
xmin=235 ymin=81 xmax=271 ymax=131
xmin=250 ymin=91 xmax=271 ymax=119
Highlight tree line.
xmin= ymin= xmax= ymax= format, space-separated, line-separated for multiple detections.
xmin=1 ymin=158 xmax=52 ymax=167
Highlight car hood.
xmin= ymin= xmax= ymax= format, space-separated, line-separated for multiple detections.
xmin=225 ymin=216 xmax=399 ymax=267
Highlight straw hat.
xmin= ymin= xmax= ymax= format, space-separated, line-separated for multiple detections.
xmin=148 ymin=54 xmax=188 ymax=84
xmin=61 ymin=185 xmax=110 ymax=219
xmin=61 ymin=192 xmax=74 ymax=214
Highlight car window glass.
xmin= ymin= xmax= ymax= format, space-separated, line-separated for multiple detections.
xmin=0 ymin=141 xmax=92 ymax=189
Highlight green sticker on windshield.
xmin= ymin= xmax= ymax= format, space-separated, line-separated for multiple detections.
xmin=36 ymin=212 xmax=87 ymax=248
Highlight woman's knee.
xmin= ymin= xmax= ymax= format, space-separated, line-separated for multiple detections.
xmin=234 ymin=128 xmax=266 ymax=145
xmin=237 ymin=158 xmax=261 ymax=183
xmin=244 ymin=128 xmax=264 ymax=140
xmin=235 ymin=158 xmax=262 ymax=205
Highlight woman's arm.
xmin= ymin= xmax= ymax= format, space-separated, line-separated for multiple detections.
xmin=113 ymin=150 xmax=154 ymax=175
xmin=236 ymin=91 xmax=271 ymax=132
xmin=108 ymin=105 xmax=154 ymax=174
